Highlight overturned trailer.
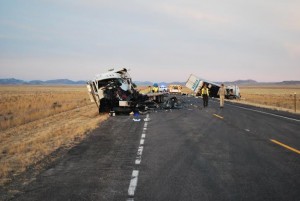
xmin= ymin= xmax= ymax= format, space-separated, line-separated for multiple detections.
xmin=185 ymin=74 xmax=240 ymax=99
xmin=87 ymin=68 xmax=149 ymax=114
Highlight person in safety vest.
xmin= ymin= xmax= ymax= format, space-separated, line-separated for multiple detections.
xmin=152 ymin=83 xmax=159 ymax=93
xmin=201 ymin=84 xmax=209 ymax=107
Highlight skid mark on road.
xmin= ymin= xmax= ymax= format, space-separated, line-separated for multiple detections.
xmin=127 ymin=113 xmax=149 ymax=200
xmin=270 ymin=139 xmax=300 ymax=155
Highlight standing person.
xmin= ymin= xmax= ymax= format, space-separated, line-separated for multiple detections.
xmin=217 ymin=84 xmax=226 ymax=108
xmin=201 ymin=84 xmax=209 ymax=107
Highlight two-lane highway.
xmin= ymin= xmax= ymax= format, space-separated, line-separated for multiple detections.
xmin=135 ymin=96 xmax=300 ymax=201
xmin=8 ymin=95 xmax=300 ymax=201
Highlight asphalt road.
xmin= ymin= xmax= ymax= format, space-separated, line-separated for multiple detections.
xmin=9 ymin=95 xmax=300 ymax=201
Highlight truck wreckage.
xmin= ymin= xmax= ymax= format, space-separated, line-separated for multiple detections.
xmin=87 ymin=68 xmax=170 ymax=114
xmin=87 ymin=69 xmax=240 ymax=115
xmin=185 ymin=74 xmax=241 ymax=99
xmin=87 ymin=68 xmax=147 ymax=114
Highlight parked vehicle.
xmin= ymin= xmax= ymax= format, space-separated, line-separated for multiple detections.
xmin=168 ymin=85 xmax=182 ymax=94
xmin=226 ymin=85 xmax=241 ymax=99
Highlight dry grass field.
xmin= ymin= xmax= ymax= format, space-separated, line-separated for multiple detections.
xmin=0 ymin=85 xmax=108 ymax=185
xmin=0 ymin=85 xmax=92 ymax=130
xmin=238 ymin=85 xmax=300 ymax=114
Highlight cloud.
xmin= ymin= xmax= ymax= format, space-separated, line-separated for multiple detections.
xmin=156 ymin=4 xmax=230 ymax=25
xmin=284 ymin=42 xmax=300 ymax=59
xmin=0 ymin=20 xmax=34 ymax=32
xmin=0 ymin=19 xmax=51 ymax=41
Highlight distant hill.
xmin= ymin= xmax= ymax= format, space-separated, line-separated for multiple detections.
xmin=223 ymin=79 xmax=258 ymax=85
xmin=222 ymin=80 xmax=300 ymax=86
xmin=134 ymin=81 xmax=153 ymax=86
xmin=0 ymin=78 xmax=86 ymax=85
xmin=42 ymin=79 xmax=86 ymax=85
xmin=277 ymin=81 xmax=300 ymax=85
xmin=134 ymin=81 xmax=185 ymax=86
xmin=0 ymin=78 xmax=26 ymax=85
xmin=1 ymin=78 xmax=299 ymax=86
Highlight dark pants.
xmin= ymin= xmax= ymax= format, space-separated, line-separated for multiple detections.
xmin=203 ymin=94 xmax=208 ymax=107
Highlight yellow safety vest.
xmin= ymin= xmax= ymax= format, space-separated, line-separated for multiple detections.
xmin=201 ymin=88 xmax=209 ymax=96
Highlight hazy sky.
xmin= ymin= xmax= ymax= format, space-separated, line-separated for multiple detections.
xmin=0 ymin=0 xmax=300 ymax=82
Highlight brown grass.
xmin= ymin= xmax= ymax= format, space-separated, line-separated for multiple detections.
xmin=0 ymin=85 xmax=93 ymax=131
xmin=0 ymin=85 xmax=108 ymax=185
xmin=235 ymin=85 xmax=300 ymax=114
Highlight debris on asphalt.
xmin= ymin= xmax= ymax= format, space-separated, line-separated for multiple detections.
xmin=162 ymin=96 xmax=183 ymax=109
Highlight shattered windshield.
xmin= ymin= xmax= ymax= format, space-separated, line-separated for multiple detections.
xmin=97 ymin=79 xmax=117 ymax=88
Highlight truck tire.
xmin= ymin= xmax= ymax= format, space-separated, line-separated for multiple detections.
xmin=99 ymin=98 xmax=111 ymax=113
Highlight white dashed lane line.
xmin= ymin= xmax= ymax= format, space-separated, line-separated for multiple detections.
xmin=127 ymin=113 xmax=149 ymax=200
xmin=135 ymin=146 xmax=144 ymax=165
xmin=128 ymin=170 xmax=139 ymax=197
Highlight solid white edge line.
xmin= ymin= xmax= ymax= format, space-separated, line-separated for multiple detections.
xmin=128 ymin=170 xmax=139 ymax=196
xmin=219 ymin=102 xmax=300 ymax=122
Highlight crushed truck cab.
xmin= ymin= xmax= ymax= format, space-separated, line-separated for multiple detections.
xmin=87 ymin=68 xmax=148 ymax=114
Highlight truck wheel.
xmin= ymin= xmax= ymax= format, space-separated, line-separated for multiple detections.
xmin=99 ymin=98 xmax=111 ymax=113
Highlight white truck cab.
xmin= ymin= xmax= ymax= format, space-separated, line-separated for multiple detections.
xmin=87 ymin=68 xmax=148 ymax=114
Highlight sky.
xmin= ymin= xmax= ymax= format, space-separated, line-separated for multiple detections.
xmin=0 ymin=0 xmax=300 ymax=82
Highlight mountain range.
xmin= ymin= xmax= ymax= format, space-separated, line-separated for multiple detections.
xmin=135 ymin=79 xmax=300 ymax=86
xmin=0 ymin=78 xmax=300 ymax=86
xmin=0 ymin=78 xmax=86 ymax=85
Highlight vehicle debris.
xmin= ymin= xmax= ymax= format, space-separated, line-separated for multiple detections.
xmin=162 ymin=96 xmax=183 ymax=109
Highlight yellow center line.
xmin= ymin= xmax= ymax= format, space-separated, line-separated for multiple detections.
xmin=213 ymin=114 xmax=224 ymax=119
xmin=270 ymin=139 xmax=300 ymax=155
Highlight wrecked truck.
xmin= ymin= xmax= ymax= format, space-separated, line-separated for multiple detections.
xmin=86 ymin=68 xmax=149 ymax=114
xmin=185 ymin=74 xmax=241 ymax=99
